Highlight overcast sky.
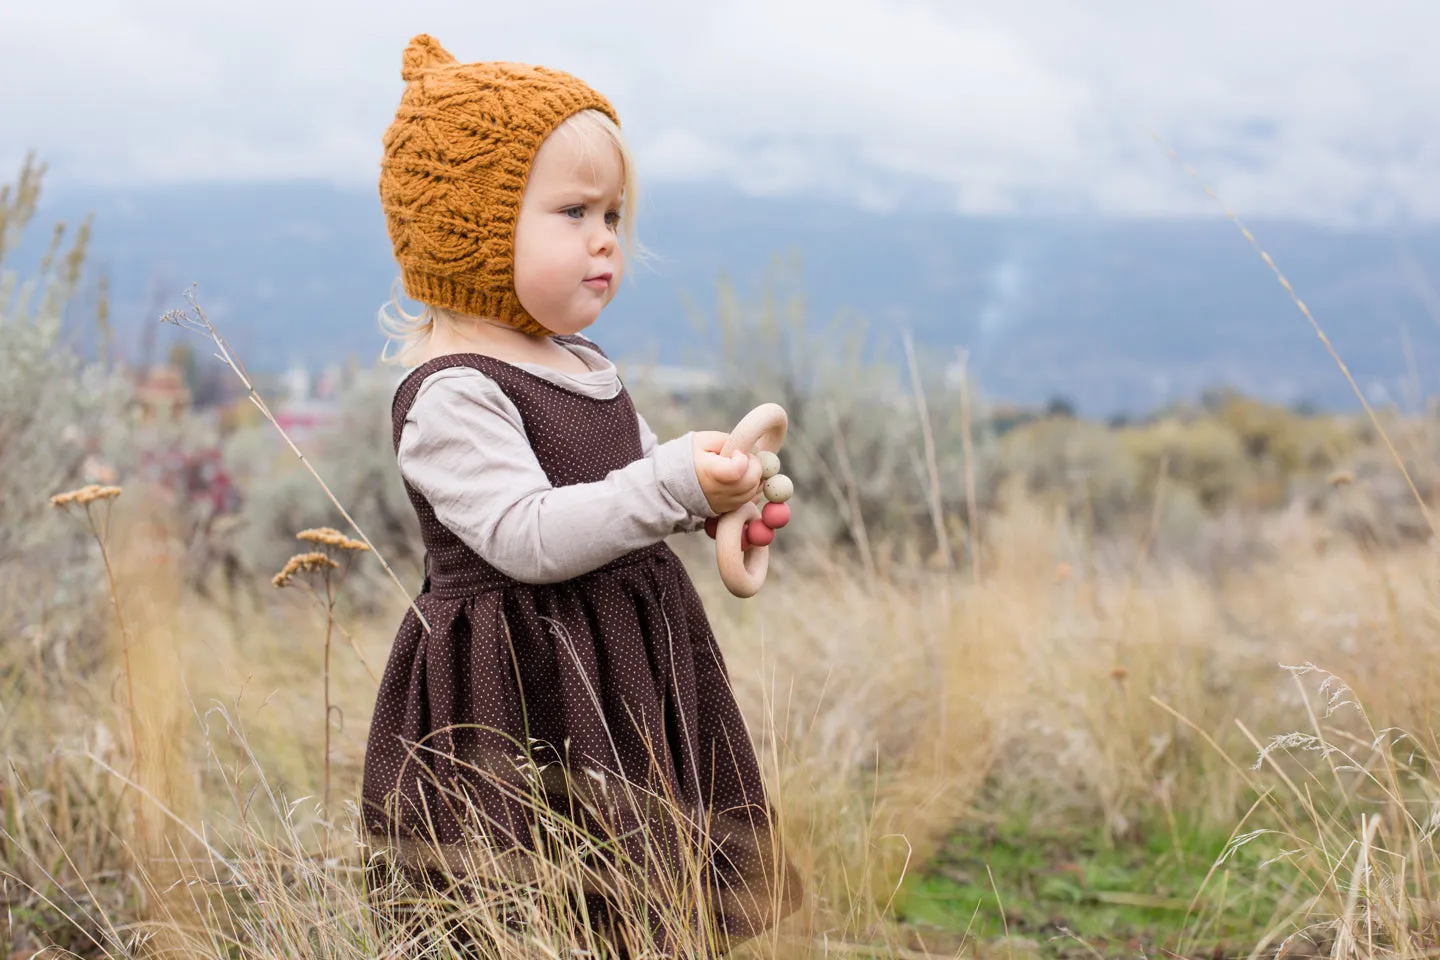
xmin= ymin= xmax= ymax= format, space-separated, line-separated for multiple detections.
xmin=3 ymin=0 xmax=1437 ymax=224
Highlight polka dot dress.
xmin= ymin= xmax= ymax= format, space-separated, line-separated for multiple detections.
xmin=361 ymin=336 xmax=801 ymax=954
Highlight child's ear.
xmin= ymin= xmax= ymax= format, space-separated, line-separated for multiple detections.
xmin=401 ymin=34 xmax=458 ymax=82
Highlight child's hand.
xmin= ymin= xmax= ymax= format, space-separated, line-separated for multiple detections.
xmin=693 ymin=431 xmax=763 ymax=515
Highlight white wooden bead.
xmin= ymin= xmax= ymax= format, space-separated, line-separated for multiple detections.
xmin=762 ymin=473 xmax=793 ymax=503
xmin=757 ymin=450 xmax=781 ymax=479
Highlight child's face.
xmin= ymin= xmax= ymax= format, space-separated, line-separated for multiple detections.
xmin=513 ymin=123 xmax=626 ymax=335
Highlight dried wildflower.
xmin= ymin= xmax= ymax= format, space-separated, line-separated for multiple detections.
xmin=296 ymin=526 xmax=370 ymax=552
xmin=1109 ymin=666 xmax=1129 ymax=683
xmin=50 ymin=484 xmax=123 ymax=507
xmin=272 ymin=551 xmax=340 ymax=588
xmin=1327 ymin=469 xmax=1355 ymax=487
xmin=1251 ymin=731 xmax=1341 ymax=770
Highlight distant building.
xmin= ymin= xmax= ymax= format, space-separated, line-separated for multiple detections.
xmin=273 ymin=360 xmax=340 ymax=444
xmin=134 ymin=364 xmax=192 ymax=421
xmin=281 ymin=361 xmax=312 ymax=406
xmin=274 ymin=398 xmax=340 ymax=445
xmin=314 ymin=363 xmax=346 ymax=400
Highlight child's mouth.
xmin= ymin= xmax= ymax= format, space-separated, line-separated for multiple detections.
xmin=583 ymin=273 xmax=612 ymax=290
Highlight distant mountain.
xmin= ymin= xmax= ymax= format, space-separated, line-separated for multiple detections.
xmin=21 ymin=179 xmax=1440 ymax=416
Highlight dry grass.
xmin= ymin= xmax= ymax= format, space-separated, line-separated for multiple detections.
xmin=7 ymin=474 xmax=1440 ymax=958
xmin=8 ymin=152 xmax=1440 ymax=959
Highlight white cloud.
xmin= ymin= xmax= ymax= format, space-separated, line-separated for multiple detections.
xmin=2 ymin=0 xmax=1437 ymax=223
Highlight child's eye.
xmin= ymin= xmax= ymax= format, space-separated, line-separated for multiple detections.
xmin=605 ymin=211 xmax=622 ymax=229
xmin=563 ymin=205 xmax=585 ymax=219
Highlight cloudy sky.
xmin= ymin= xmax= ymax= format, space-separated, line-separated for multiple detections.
xmin=3 ymin=0 xmax=1436 ymax=224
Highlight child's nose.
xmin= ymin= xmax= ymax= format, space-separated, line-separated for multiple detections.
xmin=590 ymin=223 xmax=616 ymax=255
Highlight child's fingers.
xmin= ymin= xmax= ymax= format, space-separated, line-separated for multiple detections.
xmin=693 ymin=430 xmax=730 ymax=454
xmin=740 ymin=452 xmax=764 ymax=490
xmin=699 ymin=450 xmax=748 ymax=484
xmin=717 ymin=454 xmax=758 ymax=493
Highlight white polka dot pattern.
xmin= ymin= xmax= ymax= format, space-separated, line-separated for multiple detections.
xmin=360 ymin=335 xmax=801 ymax=951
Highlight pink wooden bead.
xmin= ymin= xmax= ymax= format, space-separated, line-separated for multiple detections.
xmin=761 ymin=502 xmax=791 ymax=529
xmin=704 ymin=516 xmax=719 ymax=540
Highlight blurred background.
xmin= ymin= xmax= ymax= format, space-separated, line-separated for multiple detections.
xmin=6 ymin=0 xmax=1440 ymax=412
xmin=7 ymin=3 xmax=1440 ymax=959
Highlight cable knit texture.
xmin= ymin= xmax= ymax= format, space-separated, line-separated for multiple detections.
xmin=379 ymin=34 xmax=620 ymax=335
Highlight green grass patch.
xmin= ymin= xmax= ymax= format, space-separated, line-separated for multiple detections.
xmin=894 ymin=817 xmax=1290 ymax=958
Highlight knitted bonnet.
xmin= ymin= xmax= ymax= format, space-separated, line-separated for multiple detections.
xmin=379 ymin=34 xmax=620 ymax=336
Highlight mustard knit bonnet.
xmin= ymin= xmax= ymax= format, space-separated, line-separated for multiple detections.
xmin=379 ymin=34 xmax=620 ymax=336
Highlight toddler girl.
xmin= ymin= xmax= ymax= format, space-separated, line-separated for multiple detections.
xmin=360 ymin=34 xmax=801 ymax=957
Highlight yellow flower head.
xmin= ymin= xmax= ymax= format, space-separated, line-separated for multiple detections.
xmin=50 ymin=484 xmax=123 ymax=507
xmin=296 ymin=527 xmax=370 ymax=552
xmin=272 ymin=551 xmax=341 ymax=588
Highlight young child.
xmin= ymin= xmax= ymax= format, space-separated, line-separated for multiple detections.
xmin=361 ymin=34 xmax=802 ymax=956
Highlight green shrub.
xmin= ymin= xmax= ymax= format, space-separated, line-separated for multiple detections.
xmin=988 ymin=416 xmax=1140 ymax=536
xmin=1121 ymin=417 xmax=1253 ymax=510
xmin=0 ymin=155 xmax=132 ymax=667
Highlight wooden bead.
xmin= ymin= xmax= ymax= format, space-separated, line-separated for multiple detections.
xmin=746 ymin=520 xmax=775 ymax=547
xmin=762 ymin=473 xmax=793 ymax=503
xmin=757 ymin=450 xmax=781 ymax=480
xmin=704 ymin=516 xmax=719 ymax=540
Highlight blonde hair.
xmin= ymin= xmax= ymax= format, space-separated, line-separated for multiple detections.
xmin=378 ymin=108 xmax=642 ymax=368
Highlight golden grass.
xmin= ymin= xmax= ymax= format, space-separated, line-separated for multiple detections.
xmin=9 ymin=477 xmax=1440 ymax=958
xmin=11 ymin=135 xmax=1439 ymax=957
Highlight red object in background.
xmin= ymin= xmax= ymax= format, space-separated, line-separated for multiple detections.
xmin=137 ymin=446 xmax=240 ymax=514
xmin=275 ymin=411 xmax=327 ymax=432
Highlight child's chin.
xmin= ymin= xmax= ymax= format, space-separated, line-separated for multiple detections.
xmin=553 ymin=310 xmax=602 ymax=334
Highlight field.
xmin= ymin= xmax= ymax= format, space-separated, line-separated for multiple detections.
xmin=7 ymin=157 xmax=1440 ymax=959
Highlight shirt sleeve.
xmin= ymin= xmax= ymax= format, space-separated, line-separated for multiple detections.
xmin=397 ymin=368 xmax=715 ymax=584
xmin=634 ymin=408 xmax=710 ymax=533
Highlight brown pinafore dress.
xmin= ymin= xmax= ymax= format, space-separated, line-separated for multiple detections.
xmin=361 ymin=337 xmax=801 ymax=954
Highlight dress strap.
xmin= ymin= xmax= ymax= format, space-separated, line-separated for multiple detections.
xmin=554 ymin=333 xmax=608 ymax=358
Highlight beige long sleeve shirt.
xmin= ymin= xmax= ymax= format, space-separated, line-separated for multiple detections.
xmin=395 ymin=337 xmax=715 ymax=585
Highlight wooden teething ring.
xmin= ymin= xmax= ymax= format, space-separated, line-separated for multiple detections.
xmin=715 ymin=403 xmax=788 ymax=598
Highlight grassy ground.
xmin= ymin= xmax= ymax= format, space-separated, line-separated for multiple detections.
xmin=896 ymin=819 xmax=1278 ymax=957
xmin=6 ymin=486 xmax=1440 ymax=958
xmin=9 ymin=148 xmax=1440 ymax=958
